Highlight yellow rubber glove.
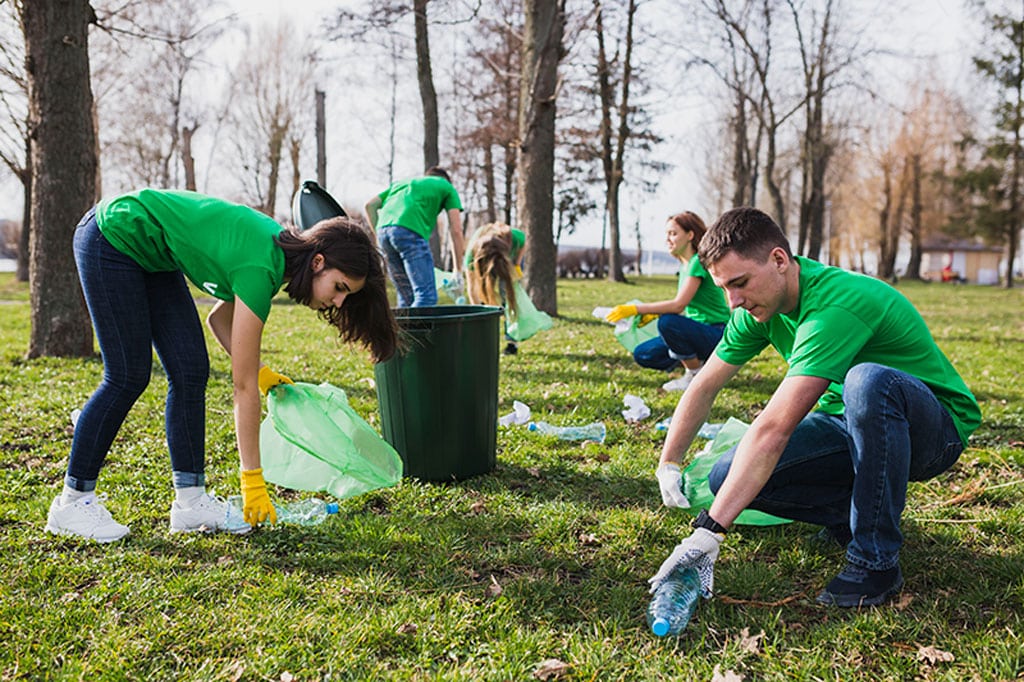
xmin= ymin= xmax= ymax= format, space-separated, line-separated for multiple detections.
xmin=514 ymin=264 xmax=524 ymax=280
xmin=240 ymin=468 xmax=277 ymax=525
xmin=258 ymin=365 xmax=293 ymax=396
xmin=639 ymin=313 xmax=659 ymax=327
xmin=605 ymin=304 xmax=638 ymax=323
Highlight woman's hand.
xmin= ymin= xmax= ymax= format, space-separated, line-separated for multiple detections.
xmin=605 ymin=304 xmax=638 ymax=323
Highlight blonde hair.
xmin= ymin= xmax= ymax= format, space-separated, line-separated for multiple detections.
xmin=466 ymin=222 xmax=517 ymax=314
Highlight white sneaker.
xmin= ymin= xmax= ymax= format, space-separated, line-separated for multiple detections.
xmin=169 ymin=492 xmax=251 ymax=534
xmin=45 ymin=493 xmax=130 ymax=542
xmin=662 ymin=370 xmax=698 ymax=392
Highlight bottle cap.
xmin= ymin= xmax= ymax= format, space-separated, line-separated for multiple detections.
xmin=527 ymin=422 xmax=538 ymax=431
xmin=651 ymin=617 xmax=670 ymax=637
xmin=326 ymin=502 xmax=339 ymax=514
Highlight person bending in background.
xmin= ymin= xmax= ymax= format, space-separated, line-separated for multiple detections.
xmin=464 ymin=222 xmax=526 ymax=355
xmin=47 ymin=189 xmax=398 ymax=542
xmin=365 ymin=166 xmax=465 ymax=307
xmin=605 ymin=211 xmax=730 ymax=391
xmin=648 ymin=207 xmax=980 ymax=607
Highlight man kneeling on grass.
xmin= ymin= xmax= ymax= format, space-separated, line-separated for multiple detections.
xmin=648 ymin=207 xmax=980 ymax=607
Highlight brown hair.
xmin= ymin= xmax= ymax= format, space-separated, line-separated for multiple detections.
xmin=465 ymin=222 xmax=517 ymax=314
xmin=276 ymin=217 xmax=398 ymax=362
xmin=698 ymin=207 xmax=792 ymax=267
xmin=668 ymin=211 xmax=709 ymax=255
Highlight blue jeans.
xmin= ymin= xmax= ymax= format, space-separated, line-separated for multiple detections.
xmin=68 ymin=209 xmax=209 ymax=492
xmin=378 ymin=225 xmax=437 ymax=307
xmin=708 ymin=363 xmax=964 ymax=571
xmin=633 ymin=315 xmax=724 ymax=371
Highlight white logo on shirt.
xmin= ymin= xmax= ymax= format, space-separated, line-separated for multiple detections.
xmin=203 ymin=282 xmax=218 ymax=296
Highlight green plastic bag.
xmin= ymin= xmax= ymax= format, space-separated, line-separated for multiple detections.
xmin=614 ymin=299 xmax=660 ymax=352
xmin=261 ymin=382 xmax=403 ymax=499
xmin=682 ymin=417 xmax=790 ymax=526
xmin=505 ymin=280 xmax=553 ymax=341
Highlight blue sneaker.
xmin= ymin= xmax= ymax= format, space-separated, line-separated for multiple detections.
xmin=816 ymin=563 xmax=903 ymax=607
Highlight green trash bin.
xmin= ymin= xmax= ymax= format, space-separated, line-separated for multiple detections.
xmin=374 ymin=305 xmax=503 ymax=481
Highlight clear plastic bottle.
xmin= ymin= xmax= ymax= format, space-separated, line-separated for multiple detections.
xmin=646 ymin=566 xmax=701 ymax=637
xmin=527 ymin=421 xmax=606 ymax=443
xmin=227 ymin=495 xmax=339 ymax=526
xmin=440 ymin=275 xmax=465 ymax=304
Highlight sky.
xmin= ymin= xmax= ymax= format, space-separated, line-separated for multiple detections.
xmin=0 ymin=0 xmax=977 ymax=255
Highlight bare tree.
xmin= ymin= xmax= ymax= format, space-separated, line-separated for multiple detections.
xmin=19 ymin=0 xmax=96 ymax=357
xmin=518 ymin=0 xmax=566 ymax=314
xmin=226 ymin=18 xmax=317 ymax=215
xmin=0 ymin=2 xmax=30 ymax=281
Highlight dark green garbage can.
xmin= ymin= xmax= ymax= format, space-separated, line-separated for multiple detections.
xmin=374 ymin=305 xmax=503 ymax=481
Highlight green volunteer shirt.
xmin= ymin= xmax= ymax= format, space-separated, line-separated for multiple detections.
xmin=679 ymin=256 xmax=730 ymax=325
xmin=464 ymin=227 xmax=525 ymax=270
xmin=376 ymin=176 xmax=463 ymax=240
xmin=96 ymin=189 xmax=285 ymax=322
xmin=715 ymin=256 xmax=981 ymax=446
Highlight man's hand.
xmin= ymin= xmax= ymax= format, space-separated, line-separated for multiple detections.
xmin=258 ymin=366 xmax=293 ymax=396
xmin=648 ymin=527 xmax=723 ymax=597
xmin=605 ymin=304 xmax=638 ymax=323
xmin=655 ymin=462 xmax=691 ymax=508
xmin=240 ymin=468 xmax=277 ymax=525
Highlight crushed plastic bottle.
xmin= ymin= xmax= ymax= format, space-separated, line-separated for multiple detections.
xmin=440 ymin=275 xmax=465 ymax=304
xmin=527 ymin=421 xmax=606 ymax=443
xmin=646 ymin=566 xmax=701 ymax=637
xmin=227 ymin=495 xmax=339 ymax=526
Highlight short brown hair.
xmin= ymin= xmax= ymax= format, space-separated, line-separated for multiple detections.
xmin=698 ymin=207 xmax=792 ymax=267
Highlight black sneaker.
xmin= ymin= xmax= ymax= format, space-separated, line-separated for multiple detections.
xmin=503 ymin=342 xmax=518 ymax=355
xmin=808 ymin=523 xmax=853 ymax=549
xmin=816 ymin=563 xmax=904 ymax=607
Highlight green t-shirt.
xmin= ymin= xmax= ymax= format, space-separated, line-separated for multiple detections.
xmin=96 ymin=189 xmax=285 ymax=322
xmin=464 ymin=227 xmax=525 ymax=270
xmin=376 ymin=176 xmax=463 ymax=240
xmin=715 ymin=256 xmax=981 ymax=445
xmin=679 ymin=256 xmax=730 ymax=325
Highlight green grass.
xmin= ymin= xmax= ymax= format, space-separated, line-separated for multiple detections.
xmin=1 ymin=272 xmax=1023 ymax=680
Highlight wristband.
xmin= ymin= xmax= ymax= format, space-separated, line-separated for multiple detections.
xmin=692 ymin=509 xmax=728 ymax=535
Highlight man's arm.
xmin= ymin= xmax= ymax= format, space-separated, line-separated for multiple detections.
xmin=659 ymin=354 xmax=742 ymax=468
xmin=708 ymin=374 xmax=830 ymax=527
xmin=446 ymin=208 xmax=465 ymax=270
xmin=364 ymin=195 xmax=383 ymax=229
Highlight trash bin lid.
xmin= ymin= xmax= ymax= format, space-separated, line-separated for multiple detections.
xmin=292 ymin=180 xmax=346 ymax=230
xmin=392 ymin=305 xmax=503 ymax=324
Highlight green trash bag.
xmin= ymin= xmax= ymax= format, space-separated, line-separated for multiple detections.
xmin=261 ymin=382 xmax=403 ymax=499
xmin=614 ymin=299 xmax=660 ymax=352
xmin=682 ymin=417 xmax=790 ymax=526
xmin=505 ymin=280 xmax=553 ymax=341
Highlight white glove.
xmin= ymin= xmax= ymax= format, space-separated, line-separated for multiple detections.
xmin=648 ymin=527 xmax=723 ymax=597
xmin=656 ymin=463 xmax=691 ymax=508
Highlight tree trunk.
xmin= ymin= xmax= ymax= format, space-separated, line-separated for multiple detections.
xmin=16 ymin=153 xmax=30 ymax=282
xmin=414 ymin=0 xmax=439 ymax=169
xmin=182 ymin=124 xmax=197 ymax=191
xmin=315 ymin=89 xmax=326 ymax=186
xmin=905 ymin=153 xmax=923 ymax=280
xmin=517 ymin=0 xmax=565 ymax=315
xmin=22 ymin=0 xmax=96 ymax=358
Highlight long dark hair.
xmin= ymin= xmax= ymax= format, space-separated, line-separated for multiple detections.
xmin=276 ymin=217 xmax=398 ymax=362
xmin=466 ymin=222 xmax=517 ymax=314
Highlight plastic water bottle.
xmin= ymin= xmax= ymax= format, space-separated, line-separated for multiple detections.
xmin=227 ymin=495 xmax=339 ymax=526
xmin=440 ymin=275 xmax=465 ymax=303
xmin=654 ymin=420 xmax=723 ymax=439
xmin=527 ymin=421 xmax=606 ymax=443
xmin=646 ymin=566 xmax=701 ymax=637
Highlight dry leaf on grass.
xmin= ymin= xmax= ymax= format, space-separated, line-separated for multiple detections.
xmin=711 ymin=664 xmax=745 ymax=681
xmin=917 ymin=645 xmax=955 ymax=665
xmin=737 ymin=627 xmax=764 ymax=655
xmin=533 ymin=658 xmax=572 ymax=680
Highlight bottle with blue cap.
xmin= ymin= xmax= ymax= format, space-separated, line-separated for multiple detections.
xmin=227 ymin=495 xmax=339 ymax=526
xmin=527 ymin=420 xmax=606 ymax=443
xmin=646 ymin=565 xmax=701 ymax=636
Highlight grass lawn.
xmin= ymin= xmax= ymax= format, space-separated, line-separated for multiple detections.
xmin=1 ymin=271 xmax=1022 ymax=681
